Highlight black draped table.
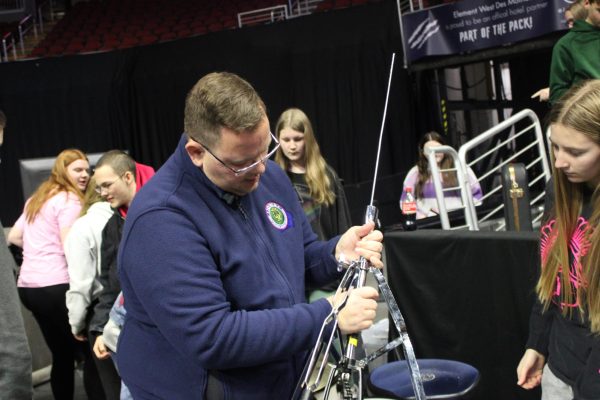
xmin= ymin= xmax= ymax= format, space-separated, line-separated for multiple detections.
xmin=383 ymin=229 xmax=541 ymax=400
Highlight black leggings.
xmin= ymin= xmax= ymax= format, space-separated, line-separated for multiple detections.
xmin=88 ymin=330 xmax=121 ymax=400
xmin=19 ymin=284 xmax=76 ymax=400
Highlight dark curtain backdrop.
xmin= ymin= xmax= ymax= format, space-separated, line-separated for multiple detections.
xmin=508 ymin=47 xmax=553 ymax=128
xmin=0 ymin=0 xmax=417 ymax=226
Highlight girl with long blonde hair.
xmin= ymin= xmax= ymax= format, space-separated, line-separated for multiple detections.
xmin=8 ymin=148 xmax=89 ymax=400
xmin=275 ymin=108 xmax=351 ymax=241
xmin=517 ymin=80 xmax=600 ymax=399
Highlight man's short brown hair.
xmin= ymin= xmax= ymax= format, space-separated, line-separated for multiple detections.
xmin=0 ymin=110 xmax=6 ymax=129
xmin=184 ymin=72 xmax=266 ymax=148
xmin=95 ymin=150 xmax=136 ymax=179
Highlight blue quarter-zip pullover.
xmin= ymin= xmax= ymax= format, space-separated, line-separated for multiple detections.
xmin=118 ymin=135 xmax=341 ymax=399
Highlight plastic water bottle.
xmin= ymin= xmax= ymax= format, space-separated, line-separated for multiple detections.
xmin=401 ymin=187 xmax=417 ymax=231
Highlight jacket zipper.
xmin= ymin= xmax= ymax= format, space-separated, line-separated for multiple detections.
xmin=238 ymin=203 xmax=295 ymax=305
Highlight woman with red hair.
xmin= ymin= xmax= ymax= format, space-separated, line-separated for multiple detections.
xmin=8 ymin=148 xmax=90 ymax=399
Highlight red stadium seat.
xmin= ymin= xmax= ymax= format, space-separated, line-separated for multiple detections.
xmin=119 ymin=35 xmax=139 ymax=48
xmin=30 ymin=46 xmax=48 ymax=57
xmin=159 ymin=31 xmax=176 ymax=41
xmin=83 ymin=40 xmax=102 ymax=52
xmin=315 ymin=0 xmax=335 ymax=12
xmin=139 ymin=34 xmax=158 ymax=45
xmin=207 ymin=21 xmax=223 ymax=32
xmin=335 ymin=0 xmax=352 ymax=8
xmin=24 ymin=0 xmax=380 ymax=59
xmin=190 ymin=24 xmax=207 ymax=36
xmin=48 ymin=44 xmax=66 ymax=56
xmin=174 ymin=29 xmax=191 ymax=38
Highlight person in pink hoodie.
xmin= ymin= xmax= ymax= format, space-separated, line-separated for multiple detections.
xmin=8 ymin=148 xmax=90 ymax=400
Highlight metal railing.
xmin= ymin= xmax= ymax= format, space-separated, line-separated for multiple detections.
xmin=1 ymin=31 xmax=17 ymax=61
xmin=399 ymin=0 xmax=457 ymax=13
xmin=456 ymin=109 xmax=551 ymax=231
xmin=398 ymin=0 xmax=421 ymax=13
xmin=288 ymin=0 xmax=323 ymax=16
xmin=18 ymin=13 xmax=36 ymax=54
xmin=426 ymin=145 xmax=480 ymax=230
xmin=407 ymin=0 xmax=423 ymax=12
xmin=0 ymin=0 xmax=25 ymax=14
xmin=238 ymin=5 xmax=289 ymax=28
xmin=239 ymin=0 xmax=375 ymax=29
xmin=36 ymin=0 xmax=54 ymax=34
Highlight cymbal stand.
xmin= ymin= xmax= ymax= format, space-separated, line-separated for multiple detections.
xmin=293 ymin=53 xmax=427 ymax=400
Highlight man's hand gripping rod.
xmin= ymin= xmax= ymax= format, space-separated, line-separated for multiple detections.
xmin=292 ymin=53 xmax=427 ymax=400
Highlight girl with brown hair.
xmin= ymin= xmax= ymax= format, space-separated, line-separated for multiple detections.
xmin=400 ymin=131 xmax=482 ymax=219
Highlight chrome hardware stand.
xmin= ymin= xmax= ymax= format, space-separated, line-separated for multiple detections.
xmin=292 ymin=53 xmax=427 ymax=400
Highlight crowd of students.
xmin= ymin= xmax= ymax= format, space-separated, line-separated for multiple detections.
xmin=0 ymin=4 xmax=599 ymax=396
xmin=0 ymin=87 xmax=367 ymax=399
xmin=3 ymin=145 xmax=154 ymax=399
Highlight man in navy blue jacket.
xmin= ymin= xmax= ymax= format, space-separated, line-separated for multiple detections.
xmin=118 ymin=72 xmax=383 ymax=399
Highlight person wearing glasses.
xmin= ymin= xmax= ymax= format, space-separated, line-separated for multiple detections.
xmin=8 ymin=148 xmax=89 ymax=400
xmin=64 ymin=176 xmax=118 ymax=399
xmin=87 ymin=150 xmax=154 ymax=399
xmin=116 ymin=72 xmax=383 ymax=399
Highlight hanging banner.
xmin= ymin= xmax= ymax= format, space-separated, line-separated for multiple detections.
xmin=403 ymin=0 xmax=568 ymax=63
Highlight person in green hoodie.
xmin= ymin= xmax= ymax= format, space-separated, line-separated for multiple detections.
xmin=549 ymin=0 xmax=600 ymax=104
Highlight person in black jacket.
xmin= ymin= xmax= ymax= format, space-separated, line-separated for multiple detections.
xmin=274 ymin=108 xmax=351 ymax=243
xmin=517 ymin=80 xmax=600 ymax=399
xmin=274 ymin=108 xmax=352 ymax=300
xmin=89 ymin=150 xmax=154 ymax=399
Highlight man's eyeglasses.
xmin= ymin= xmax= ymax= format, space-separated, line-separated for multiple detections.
xmin=95 ymin=174 xmax=125 ymax=194
xmin=189 ymin=131 xmax=280 ymax=176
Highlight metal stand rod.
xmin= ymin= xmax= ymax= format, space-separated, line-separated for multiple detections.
xmin=293 ymin=53 xmax=427 ymax=400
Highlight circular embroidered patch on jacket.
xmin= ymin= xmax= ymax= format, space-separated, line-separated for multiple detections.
xmin=265 ymin=202 xmax=288 ymax=230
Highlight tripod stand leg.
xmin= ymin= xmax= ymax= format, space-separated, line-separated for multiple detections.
xmin=323 ymin=363 xmax=337 ymax=400
xmin=370 ymin=267 xmax=427 ymax=400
